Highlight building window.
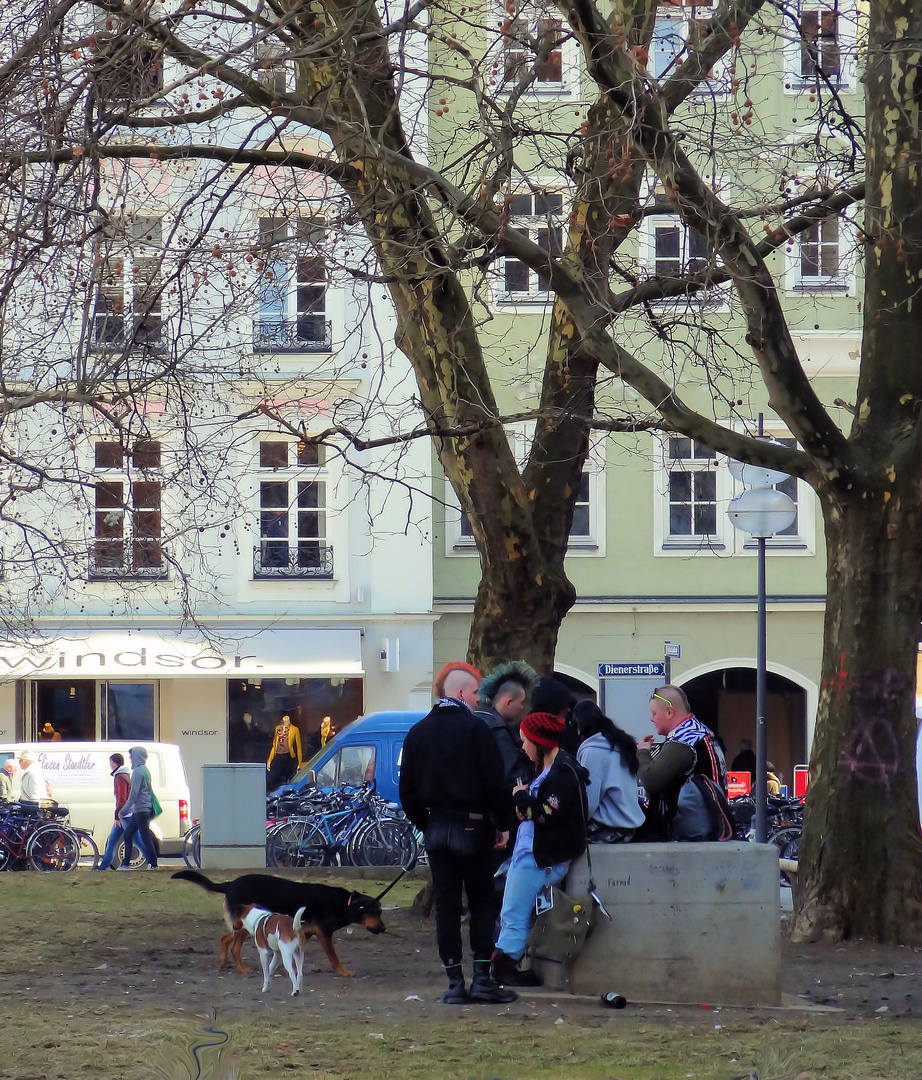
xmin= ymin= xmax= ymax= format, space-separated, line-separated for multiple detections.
xmin=92 ymin=31 xmax=164 ymax=107
xmin=785 ymin=2 xmax=857 ymax=90
xmin=91 ymin=440 xmax=165 ymax=579
xmin=638 ymin=181 xmax=729 ymax=306
xmin=647 ymin=3 xmax=725 ymax=88
xmin=739 ymin=438 xmax=807 ymax=547
xmin=800 ymin=217 xmax=840 ymax=280
xmin=254 ymin=440 xmax=332 ymax=578
xmin=503 ymin=11 xmax=565 ymax=86
xmin=799 ymin=7 xmax=841 ymax=80
xmin=653 ymin=222 xmax=709 ymax=278
xmin=666 ymin=437 xmax=718 ymax=540
xmin=499 ymin=190 xmax=564 ymax=301
xmin=447 ymin=429 xmax=605 ymax=556
xmin=254 ymin=217 xmax=330 ymax=352
xmin=92 ymin=216 xmax=163 ymax=352
xmin=255 ymin=43 xmax=289 ymax=95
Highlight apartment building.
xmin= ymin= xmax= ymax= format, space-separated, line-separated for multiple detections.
xmin=428 ymin=1 xmax=867 ymax=781
xmin=0 ymin=7 xmax=435 ymax=815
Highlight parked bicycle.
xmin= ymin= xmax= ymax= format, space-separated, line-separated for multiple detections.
xmin=182 ymin=822 xmax=202 ymax=868
xmin=0 ymin=802 xmax=81 ymax=872
xmin=266 ymin=782 xmax=419 ymax=868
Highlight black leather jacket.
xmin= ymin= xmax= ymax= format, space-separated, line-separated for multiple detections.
xmin=512 ymin=749 xmax=589 ymax=868
xmin=474 ymin=706 xmax=532 ymax=790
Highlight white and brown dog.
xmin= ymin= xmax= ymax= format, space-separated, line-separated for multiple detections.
xmin=233 ymin=903 xmax=307 ymax=996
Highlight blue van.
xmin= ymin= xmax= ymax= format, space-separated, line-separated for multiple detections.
xmin=273 ymin=710 xmax=425 ymax=805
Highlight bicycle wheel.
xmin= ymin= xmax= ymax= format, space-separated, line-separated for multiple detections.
xmin=351 ymin=817 xmax=418 ymax=868
xmin=182 ymin=825 xmax=202 ymax=868
xmin=771 ymin=827 xmax=801 ymax=886
xmin=75 ymin=829 xmax=100 ymax=870
xmin=267 ymin=820 xmax=329 ymax=868
xmin=26 ymin=824 xmax=81 ymax=872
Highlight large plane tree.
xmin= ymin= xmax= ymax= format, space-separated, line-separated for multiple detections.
xmin=0 ymin=0 xmax=919 ymax=944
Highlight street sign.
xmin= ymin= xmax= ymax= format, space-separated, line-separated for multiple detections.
xmin=664 ymin=642 xmax=681 ymax=658
xmin=598 ymin=662 xmax=666 ymax=678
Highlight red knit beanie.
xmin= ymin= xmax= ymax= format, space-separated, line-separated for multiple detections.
xmin=520 ymin=712 xmax=566 ymax=748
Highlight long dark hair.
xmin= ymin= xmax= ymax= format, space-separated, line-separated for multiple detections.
xmin=572 ymin=700 xmax=640 ymax=775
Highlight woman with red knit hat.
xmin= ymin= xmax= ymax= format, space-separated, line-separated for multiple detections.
xmin=491 ymin=711 xmax=590 ymax=987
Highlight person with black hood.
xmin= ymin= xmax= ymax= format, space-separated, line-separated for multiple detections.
xmin=117 ymin=746 xmax=159 ymax=870
xmin=95 ymin=753 xmax=153 ymax=870
xmin=491 ymin=711 xmax=589 ymax=988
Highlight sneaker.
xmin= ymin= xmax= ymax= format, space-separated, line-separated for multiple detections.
xmin=492 ymin=950 xmax=542 ymax=987
xmin=146 ymin=865 xmax=158 ymax=870
xmin=116 ymin=865 xmax=134 ymax=871
xmin=468 ymin=972 xmax=518 ymax=1004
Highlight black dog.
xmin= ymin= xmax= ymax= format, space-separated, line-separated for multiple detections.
xmin=172 ymin=870 xmax=385 ymax=977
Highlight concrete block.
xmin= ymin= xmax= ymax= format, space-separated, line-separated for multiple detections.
xmin=529 ymin=842 xmax=780 ymax=1005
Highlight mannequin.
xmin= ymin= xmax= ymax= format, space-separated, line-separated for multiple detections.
xmin=266 ymin=714 xmax=303 ymax=790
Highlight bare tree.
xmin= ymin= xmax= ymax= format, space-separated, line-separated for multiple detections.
xmin=0 ymin=1 xmax=919 ymax=944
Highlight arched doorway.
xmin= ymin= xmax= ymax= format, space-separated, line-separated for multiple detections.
xmin=680 ymin=667 xmax=808 ymax=791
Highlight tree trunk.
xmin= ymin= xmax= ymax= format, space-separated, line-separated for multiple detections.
xmin=790 ymin=482 xmax=922 ymax=944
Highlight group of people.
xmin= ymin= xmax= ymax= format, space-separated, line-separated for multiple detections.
xmin=0 ymin=749 xmax=53 ymax=803
xmin=95 ymin=747 xmax=160 ymax=871
xmin=1 ymin=745 xmax=159 ymax=870
xmin=399 ymin=663 xmax=729 ymax=1005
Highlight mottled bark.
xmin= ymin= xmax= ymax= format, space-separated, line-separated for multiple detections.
xmin=788 ymin=0 xmax=922 ymax=944
xmin=792 ymin=480 xmax=922 ymax=943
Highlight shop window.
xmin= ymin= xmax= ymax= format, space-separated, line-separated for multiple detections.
xmin=227 ymin=677 xmax=365 ymax=766
xmin=101 ymin=683 xmax=157 ymax=740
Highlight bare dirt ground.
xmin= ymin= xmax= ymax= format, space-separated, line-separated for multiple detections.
xmin=5 ymin=871 xmax=919 ymax=1020
xmin=1 ymin=870 xmax=919 ymax=1079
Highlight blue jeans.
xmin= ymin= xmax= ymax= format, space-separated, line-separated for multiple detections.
xmin=98 ymin=820 xmax=153 ymax=869
xmin=119 ymin=812 xmax=158 ymax=868
xmin=495 ymin=852 xmax=568 ymax=960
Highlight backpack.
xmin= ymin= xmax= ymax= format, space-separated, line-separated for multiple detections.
xmin=686 ymin=773 xmax=734 ymax=842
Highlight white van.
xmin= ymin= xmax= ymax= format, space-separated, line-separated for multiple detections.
xmin=0 ymin=742 xmax=191 ymax=856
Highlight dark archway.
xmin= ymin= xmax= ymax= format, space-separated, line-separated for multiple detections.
xmin=681 ymin=667 xmax=807 ymax=792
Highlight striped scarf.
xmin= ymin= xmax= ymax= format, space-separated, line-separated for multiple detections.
xmin=668 ymin=715 xmax=715 ymax=748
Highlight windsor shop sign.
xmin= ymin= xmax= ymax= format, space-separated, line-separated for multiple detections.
xmin=0 ymin=629 xmax=363 ymax=680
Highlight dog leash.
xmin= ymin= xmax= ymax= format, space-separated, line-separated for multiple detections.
xmin=370 ymin=854 xmax=418 ymax=904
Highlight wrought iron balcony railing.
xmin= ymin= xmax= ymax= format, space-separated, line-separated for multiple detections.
xmin=253 ymin=316 xmax=332 ymax=353
xmin=253 ymin=542 xmax=334 ymax=579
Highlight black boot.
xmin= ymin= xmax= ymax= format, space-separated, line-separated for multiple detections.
xmin=441 ymin=961 xmax=469 ymax=1004
xmin=491 ymin=950 xmax=542 ymax=987
xmin=468 ymin=959 xmax=518 ymax=1004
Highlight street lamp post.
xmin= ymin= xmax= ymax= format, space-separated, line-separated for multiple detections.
xmin=727 ymin=436 xmax=797 ymax=844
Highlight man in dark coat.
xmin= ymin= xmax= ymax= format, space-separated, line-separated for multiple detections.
xmin=400 ymin=665 xmax=517 ymax=1005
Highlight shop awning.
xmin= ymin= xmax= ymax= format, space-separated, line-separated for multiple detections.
xmin=0 ymin=628 xmax=364 ymax=680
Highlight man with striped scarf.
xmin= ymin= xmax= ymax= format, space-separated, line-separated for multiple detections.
xmin=636 ymin=685 xmax=728 ymax=841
